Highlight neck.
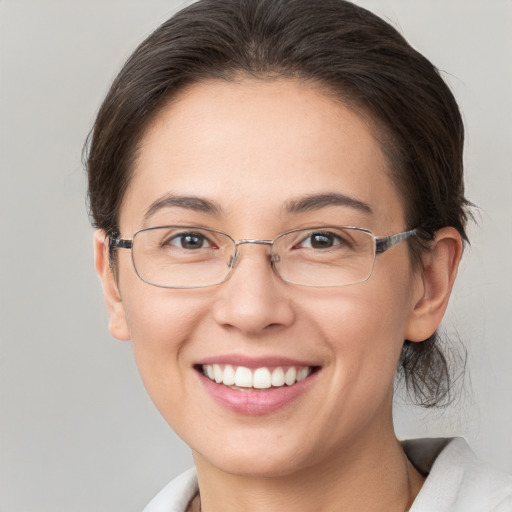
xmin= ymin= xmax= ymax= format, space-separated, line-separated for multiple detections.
xmin=192 ymin=430 xmax=425 ymax=512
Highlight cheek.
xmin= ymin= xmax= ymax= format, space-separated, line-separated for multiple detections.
xmin=120 ymin=283 xmax=212 ymax=411
xmin=308 ymin=275 xmax=411 ymax=349
xmin=307 ymin=270 xmax=414 ymax=392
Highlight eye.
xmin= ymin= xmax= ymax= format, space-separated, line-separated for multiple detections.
xmin=164 ymin=231 xmax=213 ymax=250
xmin=298 ymin=231 xmax=343 ymax=249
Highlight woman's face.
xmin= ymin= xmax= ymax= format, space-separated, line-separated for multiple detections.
xmin=104 ymin=78 xmax=426 ymax=477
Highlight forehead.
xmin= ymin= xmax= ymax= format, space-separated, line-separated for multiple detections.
xmin=120 ymin=78 xmax=405 ymax=234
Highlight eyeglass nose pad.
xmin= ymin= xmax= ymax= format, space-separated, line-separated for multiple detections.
xmin=228 ymin=250 xmax=240 ymax=269
xmin=270 ymin=253 xmax=280 ymax=264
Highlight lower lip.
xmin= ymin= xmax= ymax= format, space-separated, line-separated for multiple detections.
xmin=197 ymin=370 xmax=318 ymax=415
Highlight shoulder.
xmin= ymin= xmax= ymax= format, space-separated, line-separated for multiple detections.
xmin=406 ymin=437 xmax=512 ymax=512
xmin=142 ymin=468 xmax=198 ymax=512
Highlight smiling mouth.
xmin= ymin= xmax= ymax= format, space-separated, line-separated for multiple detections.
xmin=196 ymin=364 xmax=320 ymax=390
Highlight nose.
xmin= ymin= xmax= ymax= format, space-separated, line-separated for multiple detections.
xmin=212 ymin=244 xmax=295 ymax=336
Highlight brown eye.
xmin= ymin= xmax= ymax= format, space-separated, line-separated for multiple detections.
xmin=166 ymin=232 xmax=210 ymax=250
xmin=310 ymin=233 xmax=335 ymax=248
xmin=299 ymin=232 xmax=341 ymax=249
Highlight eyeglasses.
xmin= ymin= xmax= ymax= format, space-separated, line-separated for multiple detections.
xmin=109 ymin=225 xmax=418 ymax=289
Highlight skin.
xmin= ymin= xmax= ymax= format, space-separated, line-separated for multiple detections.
xmin=95 ymin=78 xmax=462 ymax=511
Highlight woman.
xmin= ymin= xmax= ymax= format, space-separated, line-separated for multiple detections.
xmin=86 ymin=0 xmax=512 ymax=510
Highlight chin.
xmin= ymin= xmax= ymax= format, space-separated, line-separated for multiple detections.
xmin=213 ymin=457 xmax=306 ymax=479
xmin=193 ymin=435 xmax=318 ymax=479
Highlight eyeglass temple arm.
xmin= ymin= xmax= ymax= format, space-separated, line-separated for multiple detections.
xmin=108 ymin=235 xmax=133 ymax=260
xmin=110 ymin=238 xmax=133 ymax=249
xmin=375 ymin=228 xmax=418 ymax=254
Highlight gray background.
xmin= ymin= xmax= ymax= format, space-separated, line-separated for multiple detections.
xmin=0 ymin=1 xmax=510 ymax=511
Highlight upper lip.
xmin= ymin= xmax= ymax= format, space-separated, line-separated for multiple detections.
xmin=196 ymin=354 xmax=319 ymax=369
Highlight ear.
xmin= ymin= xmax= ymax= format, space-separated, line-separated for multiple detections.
xmin=405 ymin=227 xmax=463 ymax=342
xmin=94 ymin=230 xmax=131 ymax=341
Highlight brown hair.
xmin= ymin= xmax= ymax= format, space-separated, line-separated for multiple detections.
xmin=85 ymin=0 xmax=470 ymax=407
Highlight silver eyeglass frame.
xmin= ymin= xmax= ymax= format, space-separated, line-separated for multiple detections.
xmin=109 ymin=225 xmax=419 ymax=289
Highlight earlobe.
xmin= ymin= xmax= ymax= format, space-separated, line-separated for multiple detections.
xmin=405 ymin=227 xmax=463 ymax=342
xmin=93 ymin=230 xmax=131 ymax=341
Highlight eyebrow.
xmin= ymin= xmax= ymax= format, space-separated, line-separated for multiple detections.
xmin=143 ymin=193 xmax=223 ymax=222
xmin=285 ymin=193 xmax=373 ymax=215
xmin=142 ymin=191 xmax=372 ymax=224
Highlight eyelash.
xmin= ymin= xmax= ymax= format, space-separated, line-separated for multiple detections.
xmin=294 ymin=231 xmax=346 ymax=250
xmin=162 ymin=231 xmax=215 ymax=249
xmin=159 ymin=229 xmax=352 ymax=253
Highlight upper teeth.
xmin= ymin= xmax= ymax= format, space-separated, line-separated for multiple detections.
xmin=202 ymin=364 xmax=312 ymax=389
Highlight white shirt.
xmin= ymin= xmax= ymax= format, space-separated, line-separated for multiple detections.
xmin=143 ymin=438 xmax=512 ymax=512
